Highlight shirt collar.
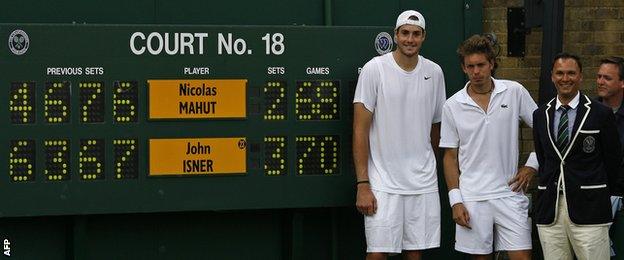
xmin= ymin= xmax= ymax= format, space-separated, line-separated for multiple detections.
xmin=555 ymin=91 xmax=580 ymax=110
xmin=458 ymin=77 xmax=507 ymax=104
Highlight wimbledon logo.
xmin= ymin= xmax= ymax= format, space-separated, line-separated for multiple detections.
xmin=9 ymin=29 xmax=29 ymax=55
xmin=374 ymin=32 xmax=392 ymax=55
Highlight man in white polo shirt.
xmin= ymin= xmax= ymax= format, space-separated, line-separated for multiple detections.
xmin=440 ymin=34 xmax=538 ymax=260
xmin=353 ymin=10 xmax=446 ymax=260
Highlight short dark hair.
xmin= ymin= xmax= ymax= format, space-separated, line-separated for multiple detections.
xmin=599 ymin=56 xmax=624 ymax=80
xmin=552 ymin=52 xmax=582 ymax=72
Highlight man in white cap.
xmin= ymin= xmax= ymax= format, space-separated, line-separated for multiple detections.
xmin=353 ymin=10 xmax=446 ymax=260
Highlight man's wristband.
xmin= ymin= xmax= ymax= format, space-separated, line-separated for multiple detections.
xmin=448 ymin=188 xmax=463 ymax=207
xmin=356 ymin=180 xmax=370 ymax=187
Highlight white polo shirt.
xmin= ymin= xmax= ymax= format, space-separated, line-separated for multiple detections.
xmin=440 ymin=78 xmax=537 ymax=201
xmin=354 ymin=53 xmax=446 ymax=194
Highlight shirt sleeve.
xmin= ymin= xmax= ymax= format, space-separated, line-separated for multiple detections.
xmin=524 ymin=152 xmax=539 ymax=170
xmin=518 ymin=83 xmax=539 ymax=170
xmin=518 ymin=84 xmax=538 ymax=128
xmin=432 ymin=66 xmax=447 ymax=124
xmin=353 ymin=59 xmax=379 ymax=113
xmin=532 ymin=110 xmax=544 ymax=172
xmin=439 ymin=102 xmax=459 ymax=148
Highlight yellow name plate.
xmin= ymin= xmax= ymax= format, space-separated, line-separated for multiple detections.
xmin=149 ymin=137 xmax=247 ymax=176
xmin=148 ymin=79 xmax=247 ymax=119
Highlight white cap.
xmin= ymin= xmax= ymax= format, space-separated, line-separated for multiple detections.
xmin=395 ymin=10 xmax=425 ymax=31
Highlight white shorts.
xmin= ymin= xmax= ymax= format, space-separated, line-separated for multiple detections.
xmin=365 ymin=190 xmax=441 ymax=253
xmin=455 ymin=194 xmax=532 ymax=254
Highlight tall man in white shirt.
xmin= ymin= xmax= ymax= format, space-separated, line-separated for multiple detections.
xmin=353 ymin=10 xmax=446 ymax=260
xmin=440 ymin=34 xmax=538 ymax=260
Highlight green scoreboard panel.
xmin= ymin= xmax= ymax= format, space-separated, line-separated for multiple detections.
xmin=0 ymin=24 xmax=394 ymax=217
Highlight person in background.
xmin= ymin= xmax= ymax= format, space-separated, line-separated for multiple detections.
xmin=594 ymin=56 xmax=624 ymax=257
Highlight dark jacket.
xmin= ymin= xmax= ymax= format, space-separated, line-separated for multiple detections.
xmin=533 ymin=94 xmax=623 ymax=225
xmin=596 ymin=96 xmax=624 ymax=148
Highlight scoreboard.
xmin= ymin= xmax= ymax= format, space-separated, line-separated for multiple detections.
xmin=0 ymin=24 xmax=393 ymax=217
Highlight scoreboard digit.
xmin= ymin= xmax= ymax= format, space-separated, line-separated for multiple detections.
xmin=263 ymin=81 xmax=286 ymax=120
xmin=295 ymin=80 xmax=339 ymax=120
xmin=113 ymin=139 xmax=138 ymax=179
xmin=113 ymin=81 xmax=138 ymax=123
xmin=44 ymin=81 xmax=70 ymax=123
xmin=264 ymin=136 xmax=287 ymax=176
xmin=296 ymin=135 xmax=339 ymax=175
xmin=9 ymin=82 xmax=35 ymax=124
xmin=44 ymin=139 xmax=70 ymax=181
xmin=8 ymin=140 xmax=35 ymax=182
xmin=79 ymin=139 xmax=105 ymax=180
xmin=80 ymin=82 xmax=105 ymax=123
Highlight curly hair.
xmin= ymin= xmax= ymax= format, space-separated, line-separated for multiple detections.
xmin=457 ymin=34 xmax=498 ymax=74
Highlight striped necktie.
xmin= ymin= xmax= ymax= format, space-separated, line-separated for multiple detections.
xmin=556 ymin=105 xmax=571 ymax=152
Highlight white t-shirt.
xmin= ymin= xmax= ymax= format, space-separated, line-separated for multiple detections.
xmin=353 ymin=53 xmax=446 ymax=194
xmin=440 ymin=78 xmax=537 ymax=201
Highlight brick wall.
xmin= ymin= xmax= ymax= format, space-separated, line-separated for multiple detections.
xmin=564 ymin=2 xmax=624 ymax=89
xmin=482 ymin=0 xmax=624 ymax=163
